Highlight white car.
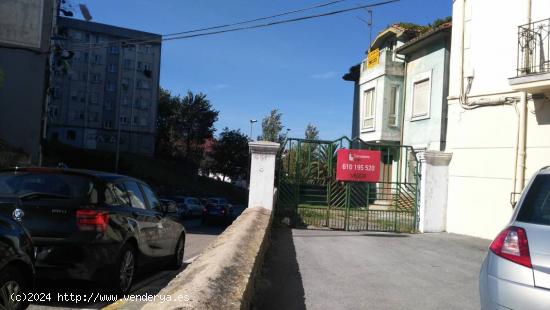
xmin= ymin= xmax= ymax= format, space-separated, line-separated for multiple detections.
xmin=479 ymin=166 xmax=550 ymax=309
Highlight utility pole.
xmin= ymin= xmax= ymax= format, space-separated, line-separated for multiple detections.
xmin=39 ymin=0 xmax=61 ymax=166
xmin=368 ymin=10 xmax=373 ymax=48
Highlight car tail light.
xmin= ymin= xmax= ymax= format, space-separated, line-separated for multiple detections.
xmin=490 ymin=226 xmax=532 ymax=268
xmin=77 ymin=210 xmax=109 ymax=232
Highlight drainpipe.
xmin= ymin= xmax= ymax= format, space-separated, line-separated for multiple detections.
xmin=515 ymin=0 xmax=531 ymax=195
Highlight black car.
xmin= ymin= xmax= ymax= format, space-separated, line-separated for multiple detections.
xmin=202 ymin=197 xmax=231 ymax=225
xmin=0 ymin=214 xmax=34 ymax=310
xmin=0 ymin=168 xmax=186 ymax=294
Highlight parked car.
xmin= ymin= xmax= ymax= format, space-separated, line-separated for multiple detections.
xmin=202 ymin=198 xmax=231 ymax=225
xmin=169 ymin=196 xmax=203 ymax=219
xmin=159 ymin=198 xmax=180 ymax=218
xmin=480 ymin=166 xmax=550 ymax=310
xmin=0 ymin=167 xmax=186 ymax=294
xmin=0 ymin=213 xmax=35 ymax=310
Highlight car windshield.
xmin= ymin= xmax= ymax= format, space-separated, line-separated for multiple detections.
xmin=0 ymin=172 xmax=98 ymax=203
xmin=187 ymin=198 xmax=199 ymax=205
xmin=516 ymin=174 xmax=550 ymax=226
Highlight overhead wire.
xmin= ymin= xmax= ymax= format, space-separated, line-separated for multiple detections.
xmin=61 ymin=0 xmax=399 ymax=54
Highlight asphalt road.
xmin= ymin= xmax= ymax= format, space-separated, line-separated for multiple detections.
xmin=27 ymin=219 xmax=225 ymax=310
xmin=255 ymin=228 xmax=490 ymax=310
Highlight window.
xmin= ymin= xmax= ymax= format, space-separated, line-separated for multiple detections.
xmin=412 ymin=79 xmax=431 ymax=119
xmin=120 ymin=116 xmax=128 ymax=124
xmin=123 ymin=181 xmax=147 ymax=209
xmin=388 ymin=86 xmax=399 ymax=126
xmin=143 ymin=63 xmax=151 ymax=71
xmin=72 ymin=31 xmax=83 ymax=41
xmin=121 ymin=78 xmax=130 ymax=89
xmin=52 ymin=87 xmax=61 ymax=99
xmin=91 ymin=74 xmax=101 ymax=84
xmin=122 ymin=97 xmax=130 ymax=106
xmin=67 ymin=130 xmax=76 ymax=141
xmin=89 ymin=92 xmax=99 ymax=104
xmin=106 ymin=82 xmax=117 ymax=92
xmin=144 ymin=45 xmax=151 ymax=54
xmin=108 ymin=64 xmax=117 ymax=73
xmin=113 ymin=183 xmax=131 ymax=205
xmin=70 ymin=91 xmax=78 ymax=101
xmin=109 ymin=46 xmax=119 ymax=54
xmin=133 ymin=116 xmax=139 ymax=125
xmin=123 ymin=59 xmax=133 ymax=69
xmin=78 ymin=91 xmax=86 ymax=103
xmin=140 ymin=117 xmax=147 ymax=126
xmin=517 ymin=175 xmax=550 ymax=226
xmin=137 ymin=80 xmax=150 ymax=89
xmin=141 ymin=184 xmax=161 ymax=211
xmin=137 ymin=61 xmax=143 ymax=70
xmin=49 ymin=106 xmax=59 ymax=118
xmin=0 ymin=173 xmax=98 ymax=203
xmin=103 ymin=120 xmax=113 ymax=129
xmin=104 ymin=100 xmax=113 ymax=110
xmin=362 ymin=88 xmax=376 ymax=130
xmin=88 ymin=112 xmax=99 ymax=122
xmin=92 ymin=54 xmax=102 ymax=65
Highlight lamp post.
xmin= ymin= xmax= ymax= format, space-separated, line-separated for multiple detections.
xmin=249 ymin=119 xmax=257 ymax=141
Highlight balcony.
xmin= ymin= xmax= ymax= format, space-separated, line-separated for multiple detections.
xmin=509 ymin=18 xmax=550 ymax=93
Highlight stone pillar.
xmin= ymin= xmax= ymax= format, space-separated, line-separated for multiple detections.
xmin=418 ymin=151 xmax=453 ymax=233
xmin=248 ymin=141 xmax=280 ymax=211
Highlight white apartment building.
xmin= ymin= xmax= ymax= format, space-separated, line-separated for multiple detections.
xmin=447 ymin=0 xmax=550 ymax=239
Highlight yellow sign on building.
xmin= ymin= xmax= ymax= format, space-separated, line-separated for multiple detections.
xmin=367 ymin=49 xmax=380 ymax=69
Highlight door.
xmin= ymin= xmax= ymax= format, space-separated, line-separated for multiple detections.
xmin=139 ymin=183 xmax=173 ymax=256
xmin=122 ymin=181 xmax=164 ymax=257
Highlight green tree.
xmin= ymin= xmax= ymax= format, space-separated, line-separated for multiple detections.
xmin=212 ymin=128 xmax=250 ymax=181
xmin=155 ymin=88 xmax=180 ymax=157
xmin=155 ymin=89 xmax=219 ymax=163
xmin=304 ymin=123 xmax=319 ymax=140
xmin=259 ymin=109 xmax=284 ymax=142
xmin=177 ymin=91 xmax=219 ymax=162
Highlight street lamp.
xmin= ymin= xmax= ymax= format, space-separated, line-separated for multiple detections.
xmin=249 ymin=119 xmax=257 ymax=141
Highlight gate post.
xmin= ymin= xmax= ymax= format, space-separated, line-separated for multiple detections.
xmin=248 ymin=141 xmax=280 ymax=211
xmin=418 ymin=151 xmax=453 ymax=233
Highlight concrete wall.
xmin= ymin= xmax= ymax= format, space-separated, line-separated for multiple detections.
xmin=447 ymin=0 xmax=550 ymax=239
xmin=402 ymin=41 xmax=449 ymax=151
xmin=0 ymin=0 xmax=54 ymax=163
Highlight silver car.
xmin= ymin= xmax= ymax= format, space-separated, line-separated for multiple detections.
xmin=480 ymin=166 xmax=550 ymax=309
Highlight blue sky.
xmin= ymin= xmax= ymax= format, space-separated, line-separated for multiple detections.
xmin=71 ymin=0 xmax=451 ymax=139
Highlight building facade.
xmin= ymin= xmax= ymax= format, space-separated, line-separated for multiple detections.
xmin=446 ymin=0 xmax=550 ymax=239
xmin=0 ymin=0 xmax=55 ymax=163
xmin=48 ymin=17 xmax=161 ymax=155
xmin=353 ymin=25 xmax=416 ymax=144
xmin=396 ymin=23 xmax=451 ymax=152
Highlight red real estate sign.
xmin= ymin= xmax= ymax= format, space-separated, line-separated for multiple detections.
xmin=336 ymin=149 xmax=381 ymax=182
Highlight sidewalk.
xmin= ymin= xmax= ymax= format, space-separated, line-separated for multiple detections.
xmin=254 ymin=228 xmax=490 ymax=310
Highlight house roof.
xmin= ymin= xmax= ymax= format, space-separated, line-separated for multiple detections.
xmin=395 ymin=22 xmax=452 ymax=55
xmin=369 ymin=24 xmax=418 ymax=52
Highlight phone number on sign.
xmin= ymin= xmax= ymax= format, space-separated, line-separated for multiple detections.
xmin=341 ymin=164 xmax=376 ymax=171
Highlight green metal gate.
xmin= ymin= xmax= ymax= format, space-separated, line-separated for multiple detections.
xmin=275 ymin=136 xmax=420 ymax=232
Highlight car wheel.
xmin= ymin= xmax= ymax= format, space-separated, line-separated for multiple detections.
xmin=110 ymin=244 xmax=136 ymax=294
xmin=170 ymin=235 xmax=186 ymax=270
xmin=0 ymin=266 xmax=28 ymax=310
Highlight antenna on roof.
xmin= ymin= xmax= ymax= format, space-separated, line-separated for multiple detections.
xmin=356 ymin=9 xmax=374 ymax=50
xmin=79 ymin=4 xmax=92 ymax=21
